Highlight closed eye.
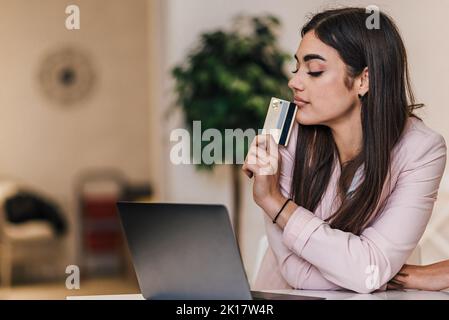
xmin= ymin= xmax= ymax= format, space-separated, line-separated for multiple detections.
xmin=307 ymin=71 xmax=323 ymax=77
xmin=291 ymin=69 xmax=323 ymax=77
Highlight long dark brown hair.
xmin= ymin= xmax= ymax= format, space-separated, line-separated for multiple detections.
xmin=291 ymin=7 xmax=423 ymax=235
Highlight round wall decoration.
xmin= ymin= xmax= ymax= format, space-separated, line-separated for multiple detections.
xmin=38 ymin=47 xmax=96 ymax=106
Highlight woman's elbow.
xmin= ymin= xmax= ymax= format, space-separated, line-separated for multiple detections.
xmin=279 ymin=263 xmax=301 ymax=289
xmin=341 ymin=269 xmax=388 ymax=294
xmin=351 ymin=285 xmax=379 ymax=294
xmin=322 ymin=264 xmax=389 ymax=294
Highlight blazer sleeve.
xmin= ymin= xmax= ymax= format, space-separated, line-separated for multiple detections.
xmin=263 ymin=142 xmax=343 ymax=290
xmin=278 ymin=132 xmax=447 ymax=293
xmin=264 ymin=214 xmax=343 ymax=290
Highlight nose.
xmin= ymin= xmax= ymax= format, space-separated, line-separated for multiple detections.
xmin=288 ymin=73 xmax=305 ymax=92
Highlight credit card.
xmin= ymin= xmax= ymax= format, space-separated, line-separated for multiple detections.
xmin=261 ymin=97 xmax=297 ymax=146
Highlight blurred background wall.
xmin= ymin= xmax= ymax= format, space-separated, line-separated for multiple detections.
xmin=0 ymin=0 xmax=151 ymax=282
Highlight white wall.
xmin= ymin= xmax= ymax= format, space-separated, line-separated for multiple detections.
xmin=0 ymin=0 xmax=151 ymax=268
xmin=159 ymin=0 xmax=449 ymax=282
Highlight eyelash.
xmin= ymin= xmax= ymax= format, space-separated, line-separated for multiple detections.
xmin=308 ymin=71 xmax=323 ymax=77
xmin=291 ymin=69 xmax=323 ymax=77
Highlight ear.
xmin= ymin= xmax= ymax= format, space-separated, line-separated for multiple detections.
xmin=357 ymin=67 xmax=369 ymax=98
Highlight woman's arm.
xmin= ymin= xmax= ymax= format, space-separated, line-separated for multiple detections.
xmin=256 ymin=133 xmax=343 ymax=291
xmin=388 ymin=261 xmax=449 ymax=291
xmin=273 ymin=132 xmax=447 ymax=293
xmin=263 ymin=214 xmax=343 ymax=290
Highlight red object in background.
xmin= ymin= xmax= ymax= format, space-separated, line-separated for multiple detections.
xmin=75 ymin=169 xmax=152 ymax=277
xmin=85 ymin=231 xmax=121 ymax=251
xmin=81 ymin=194 xmax=125 ymax=275
xmin=75 ymin=170 xmax=127 ymax=276
xmin=83 ymin=196 xmax=119 ymax=218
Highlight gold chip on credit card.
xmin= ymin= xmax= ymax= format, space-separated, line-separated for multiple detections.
xmin=261 ymin=97 xmax=297 ymax=146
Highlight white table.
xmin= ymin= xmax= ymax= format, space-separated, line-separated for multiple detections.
xmin=67 ymin=289 xmax=449 ymax=300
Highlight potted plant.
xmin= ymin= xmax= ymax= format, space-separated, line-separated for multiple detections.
xmin=171 ymin=15 xmax=292 ymax=242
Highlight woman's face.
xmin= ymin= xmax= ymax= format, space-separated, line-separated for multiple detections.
xmin=288 ymin=30 xmax=361 ymax=126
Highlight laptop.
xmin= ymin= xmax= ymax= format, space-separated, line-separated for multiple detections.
xmin=116 ymin=202 xmax=323 ymax=300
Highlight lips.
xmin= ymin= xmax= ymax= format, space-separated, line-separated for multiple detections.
xmin=294 ymin=96 xmax=310 ymax=106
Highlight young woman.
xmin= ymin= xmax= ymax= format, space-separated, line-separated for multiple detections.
xmin=242 ymin=7 xmax=447 ymax=293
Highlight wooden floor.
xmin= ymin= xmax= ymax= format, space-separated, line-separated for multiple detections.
xmin=0 ymin=276 xmax=140 ymax=300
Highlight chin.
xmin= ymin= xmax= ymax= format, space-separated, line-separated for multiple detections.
xmin=295 ymin=109 xmax=322 ymax=126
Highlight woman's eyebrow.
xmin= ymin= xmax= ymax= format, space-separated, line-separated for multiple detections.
xmin=294 ymin=54 xmax=326 ymax=63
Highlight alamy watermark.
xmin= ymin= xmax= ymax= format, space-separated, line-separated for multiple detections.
xmin=365 ymin=264 xmax=380 ymax=290
xmin=65 ymin=264 xmax=80 ymax=290
xmin=170 ymin=121 xmax=279 ymax=175
xmin=366 ymin=5 xmax=380 ymax=30
xmin=65 ymin=5 xmax=80 ymax=30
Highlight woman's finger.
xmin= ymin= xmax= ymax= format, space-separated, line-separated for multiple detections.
xmin=243 ymin=146 xmax=263 ymax=178
xmin=245 ymin=139 xmax=279 ymax=176
xmin=388 ymin=278 xmax=406 ymax=289
xmin=247 ymin=146 xmax=271 ymax=166
xmin=266 ymin=133 xmax=278 ymax=155
xmin=242 ymin=164 xmax=253 ymax=178
xmin=249 ymin=136 xmax=258 ymax=150
xmin=387 ymin=282 xmax=405 ymax=291
xmin=387 ymin=282 xmax=398 ymax=290
xmin=248 ymin=150 xmax=278 ymax=175
xmin=246 ymin=157 xmax=273 ymax=176
xmin=243 ymin=162 xmax=261 ymax=177
xmin=244 ymin=156 xmax=276 ymax=177
xmin=394 ymin=273 xmax=408 ymax=283
xmin=255 ymin=134 xmax=268 ymax=149
xmin=390 ymin=278 xmax=405 ymax=286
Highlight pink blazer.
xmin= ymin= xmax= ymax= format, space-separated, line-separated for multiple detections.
xmin=254 ymin=117 xmax=447 ymax=293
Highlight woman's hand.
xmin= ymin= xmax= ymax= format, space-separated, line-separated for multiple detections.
xmin=388 ymin=263 xmax=449 ymax=291
xmin=242 ymin=134 xmax=286 ymax=219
